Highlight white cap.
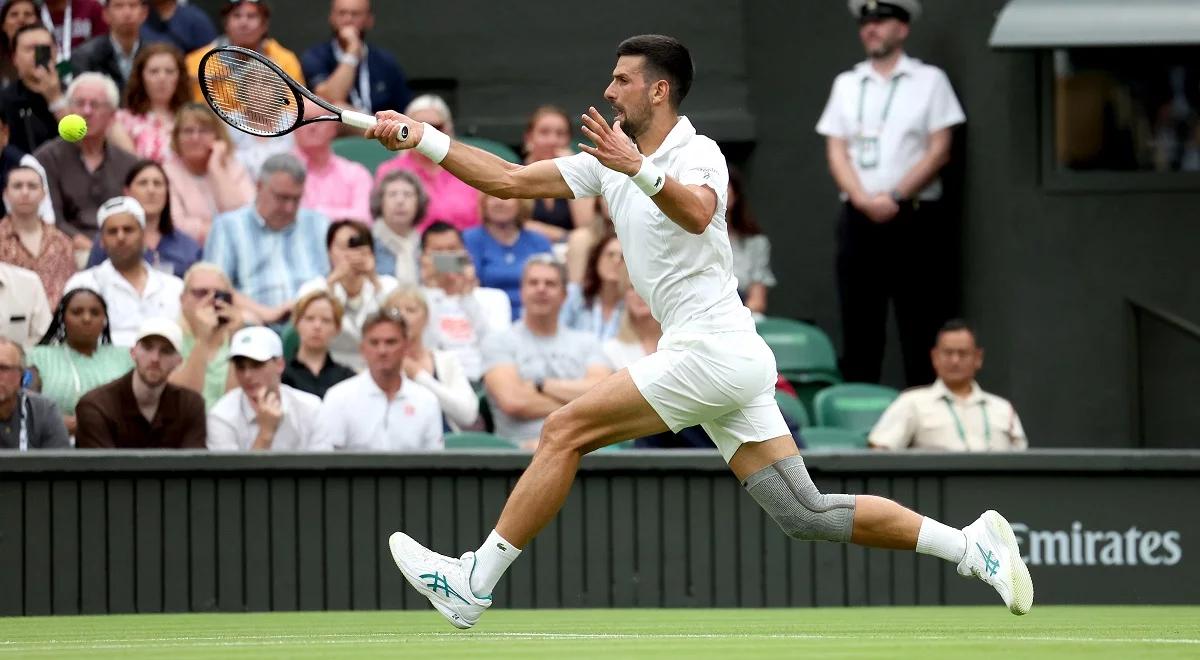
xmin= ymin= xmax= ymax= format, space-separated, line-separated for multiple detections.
xmin=134 ymin=317 xmax=183 ymax=353
xmin=97 ymin=195 xmax=146 ymax=229
xmin=229 ymin=326 xmax=283 ymax=362
xmin=848 ymin=0 xmax=922 ymax=22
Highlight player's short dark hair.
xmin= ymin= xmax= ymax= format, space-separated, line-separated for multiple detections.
xmin=420 ymin=220 xmax=462 ymax=251
xmin=616 ymin=34 xmax=694 ymax=109
xmin=937 ymin=318 xmax=979 ymax=346
xmin=12 ymin=23 xmax=51 ymax=49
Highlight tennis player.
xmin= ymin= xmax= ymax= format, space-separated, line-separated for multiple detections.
xmin=367 ymin=34 xmax=1033 ymax=628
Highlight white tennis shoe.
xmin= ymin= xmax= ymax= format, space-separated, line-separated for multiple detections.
xmin=958 ymin=509 xmax=1034 ymax=615
xmin=388 ymin=532 xmax=492 ymax=629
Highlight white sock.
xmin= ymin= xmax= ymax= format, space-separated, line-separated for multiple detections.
xmin=916 ymin=517 xmax=967 ymax=563
xmin=469 ymin=529 xmax=521 ymax=597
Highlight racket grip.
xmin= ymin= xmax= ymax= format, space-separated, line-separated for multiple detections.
xmin=341 ymin=110 xmax=378 ymax=130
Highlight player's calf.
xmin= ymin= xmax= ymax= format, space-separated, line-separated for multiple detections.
xmin=742 ymin=455 xmax=856 ymax=542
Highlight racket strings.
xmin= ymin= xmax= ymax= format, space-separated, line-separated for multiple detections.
xmin=202 ymin=51 xmax=300 ymax=136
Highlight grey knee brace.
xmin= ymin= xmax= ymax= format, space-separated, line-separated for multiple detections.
xmin=743 ymin=455 xmax=856 ymax=543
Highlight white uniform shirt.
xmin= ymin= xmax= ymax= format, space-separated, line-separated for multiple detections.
xmin=206 ymin=384 xmax=331 ymax=451
xmin=816 ymin=53 xmax=965 ymax=200
xmin=869 ymin=379 xmax=1027 ymax=452
xmin=63 ymin=260 xmax=184 ymax=347
xmin=555 ymin=117 xmax=752 ymax=336
xmin=317 ymin=371 xmax=443 ymax=451
xmin=0 ymin=263 xmax=51 ymax=345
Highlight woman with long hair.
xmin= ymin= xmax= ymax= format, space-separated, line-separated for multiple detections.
xmin=462 ymin=194 xmax=552 ymax=320
xmin=727 ymin=167 xmax=776 ymax=315
xmin=520 ymin=105 xmax=595 ymax=243
xmin=110 ymin=43 xmax=191 ymax=162
xmin=162 ymin=103 xmax=255 ymax=244
xmin=560 ymin=231 xmax=625 ymax=340
xmin=85 ymin=159 xmax=202 ymax=277
xmin=27 ymin=288 xmax=133 ymax=435
xmin=0 ymin=0 xmax=38 ymax=87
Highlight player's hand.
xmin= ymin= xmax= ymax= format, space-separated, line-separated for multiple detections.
xmin=579 ymin=107 xmax=642 ymax=176
xmin=368 ymin=110 xmax=420 ymax=151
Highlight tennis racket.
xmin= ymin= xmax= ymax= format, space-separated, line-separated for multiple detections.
xmin=197 ymin=45 xmax=408 ymax=140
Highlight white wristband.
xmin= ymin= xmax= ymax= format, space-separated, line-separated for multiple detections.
xmin=414 ymin=122 xmax=451 ymax=164
xmin=630 ymin=158 xmax=666 ymax=197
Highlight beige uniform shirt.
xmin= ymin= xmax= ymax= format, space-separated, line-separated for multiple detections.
xmin=869 ymin=380 xmax=1027 ymax=451
xmin=0 ymin=263 xmax=52 ymax=346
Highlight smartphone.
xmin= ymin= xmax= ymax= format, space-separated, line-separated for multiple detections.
xmin=433 ymin=252 xmax=469 ymax=274
xmin=34 ymin=44 xmax=51 ymax=70
xmin=347 ymin=234 xmax=369 ymax=249
xmin=213 ymin=290 xmax=233 ymax=325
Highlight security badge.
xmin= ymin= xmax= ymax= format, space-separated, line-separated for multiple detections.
xmin=857 ymin=130 xmax=881 ymax=170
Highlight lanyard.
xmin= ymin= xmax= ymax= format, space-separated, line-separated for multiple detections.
xmin=333 ymin=40 xmax=372 ymax=110
xmin=857 ymin=75 xmax=902 ymax=129
xmin=943 ymin=397 xmax=990 ymax=448
xmin=41 ymin=2 xmax=72 ymax=61
xmin=16 ymin=392 xmax=29 ymax=451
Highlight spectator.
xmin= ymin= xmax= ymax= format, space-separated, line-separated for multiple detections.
xmin=419 ymin=221 xmax=510 ymax=383
xmin=39 ymin=0 xmax=107 ymax=60
xmin=204 ymin=153 xmax=329 ymax=325
xmin=385 ymin=286 xmax=478 ymax=431
xmin=0 ymin=262 xmax=51 ymax=344
xmin=0 ymin=164 xmax=75 ymax=305
xmin=110 ymin=43 xmax=189 ymax=162
xmin=1 ymin=113 xmax=60 ymax=225
xmin=727 ymin=167 xmax=775 ymax=316
xmin=817 ymin=0 xmax=965 ymax=386
xmin=482 ymin=255 xmax=611 ymax=444
xmin=297 ymin=219 xmax=396 ymax=371
xmin=0 ymin=337 xmax=70 ymax=449
xmin=300 ymin=0 xmax=411 ymax=116
xmin=0 ymin=24 xmax=68 ymax=155
xmin=282 ymin=289 xmax=354 ymax=398
xmin=144 ymin=0 xmax=216 ymax=55
xmin=603 ymin=287 xmax=660 ymax=370
xmin=293 ymin=120 xmax=372 ymax=225
xmin=207 ymin=325 xmax=330 ymax=451
xmin=28 ymin=287 xmax=133 ymax=436
xmin=560 ymin=231 xmax=625 ymax=340
xmin=169 ymin=262 xmax=244 ymax=409
xmin=318 ymin=308 xmax=443 ymax=451
xmin=63 ymin=195 xmax=183 ymax=346
xmin=86 ymin=159 xmax=202 ymax=277
xmin=374 ymin=95 xmax=480 ymax=231
xmin=370 ymin=169 xmax=423 ymax=286
xmin=162 ymin=103 xmax=254 ymax=244
xmin=75 ymin=316 xmax=206 ymax=448
xmin=564 ymin=195 xmax=613 ymax=284
xmin=34 ymin=71 xmax=138 ymax=250
xmin=464 ymin=194 xmax=552 ymax=320
xmin=0 ymin=0 xmax=39 ymax=87
xmin=869 ymin=319 xmax=1027 ymax=451
xmin=521 ymin=105 xmax=594 ymax=244
xmin=68 ymin=0 xmax=168 ymax=91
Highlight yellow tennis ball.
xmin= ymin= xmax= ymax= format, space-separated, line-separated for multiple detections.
xmin=58 ymin=113 xmax=88 ymax=143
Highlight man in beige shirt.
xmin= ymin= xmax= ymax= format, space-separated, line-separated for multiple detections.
xmin=0 ymin=262 xmax=51 ymax=345
xmin=869 ymin=319 xmax=1026 ymax=451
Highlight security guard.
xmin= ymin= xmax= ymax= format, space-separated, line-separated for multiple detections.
xmin=816 ymin=0 xmax=965 ymax=387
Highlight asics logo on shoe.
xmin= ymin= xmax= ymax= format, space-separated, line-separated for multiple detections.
xmin=977 ymin=543 xmax=1000 ymax=577
xmin=421 ymin=572 xmax=470 ymax=604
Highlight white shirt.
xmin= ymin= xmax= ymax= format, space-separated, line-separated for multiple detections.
xmin=555 ymin=116 xmax=751 ymax=336
xmin=298 ymin=274 xmax=399 ymax=371
xmin=816 ymin=53 xmax=966 ymax=200
xmin=206 ymin=384 xmax=331 ymax=451
xmin=869 ymin=379 xmax=1027 ymax=452
xmin=318 ymin=371 xmax=443 ymax=451
xmin=64 ymin=260 xmax=184 ymax=347
xmin=0 ymin=263 xmax=51 ymax=346
xmin=421 ymin=286 xmax=509 ymax=382
xmin=603 ymin=337 xmax=649 ymax=371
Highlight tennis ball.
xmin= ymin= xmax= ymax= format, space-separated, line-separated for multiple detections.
xmin=58 ymin=113 xmax=88 ymax=143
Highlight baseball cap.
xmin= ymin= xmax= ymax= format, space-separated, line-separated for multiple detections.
xmin=229 ymin=326 xmax=283 ymax=362
xmin=97 ymin=196 xmax=146 ymax=229
xmin=134 ymin=317 xmax=183 ymax=353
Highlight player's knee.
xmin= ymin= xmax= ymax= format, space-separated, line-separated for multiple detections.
xmin=538 ymin=408 xmax=588 ymax=456
xmin=743 ymin=455 xmax=856 ymax=544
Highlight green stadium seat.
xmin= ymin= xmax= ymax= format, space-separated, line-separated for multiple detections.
xmin=801 ymin=426 xmax=868 ymax=452
xmin=331 ymin=136 xmax=395 ymax=174
xmin=812 ymin=383 xmax=900 ymax=435
xmin=280 ymin=323 xmax=299 ymax=360
xmin=444 ymin=431 xmax=518 ymax=449
xmin=458 ymin=135 xmax=522 ymax=164
xmin=774 ymin=390 xmax=810 ymax=427
xmin=755 ymin=316 xmax=842 ymax=416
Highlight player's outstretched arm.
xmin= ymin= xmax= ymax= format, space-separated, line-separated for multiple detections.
xmin=367 ymin=111 xmax=574 ymax=200
xmin=579 ymin=107 xmax=716 ymax=235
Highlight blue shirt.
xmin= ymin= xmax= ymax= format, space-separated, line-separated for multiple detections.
xmin=300 ymin=40 xmax=412 ymax=114
xmin=203 ymin=205 xmax=330 ymax=307
xmin=559 ymin=282 xmax=624 ymax=340
xmin=462 ymin=227 xmax=552 ymax=320
xmin=144 ymin=3 xmax=217 ymax=54
xmin=86 ymin=229 xmax=202 ymax=278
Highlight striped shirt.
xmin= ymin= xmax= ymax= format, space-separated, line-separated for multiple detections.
xmin=27 ymin=344 xmax=133 ymax=416
xmin=203 ymin=205 xmax=330 ymax=308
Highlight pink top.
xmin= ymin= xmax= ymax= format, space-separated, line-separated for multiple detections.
xmin=115 ymin=110 xmax=173 ymax=163
xmin=162 ymin=153 xmax=256 ymax=245
xmin=295 ymin=150 xmax=373 ymax=225
xmin=375 ymin=152 xmax=481 ymax=232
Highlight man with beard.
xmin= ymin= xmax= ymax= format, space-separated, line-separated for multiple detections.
xmin=368 ymin=34 xmax=1028 ymax=629
xmin=816 ymin=0 xmax=965 ymax=388
xmin=301 ymin=0 xmax=412 ymax=115
xmin=74 ymin=316 xmax=206 ymax=448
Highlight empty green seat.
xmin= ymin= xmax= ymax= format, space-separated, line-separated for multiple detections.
xmin=444 ymin=432 xmax=518 ymax=449
xmin=774 ymin=390 xmax=810 ymax=427
xmin=813 ymin=383 xmax=900 ymax=435
xmin=331 ymin=136 xmax=395 ymax=174
xmin=801 ymin=426 xmax=868 ymax=452
xmin=458 ymin=135 xmax=521 ymax=164
xmin=755 ymin=317 xmax=842 ymax=417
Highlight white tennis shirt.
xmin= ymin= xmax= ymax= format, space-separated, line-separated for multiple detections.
xmin=555 ymin=117 xmax=752 ymax=336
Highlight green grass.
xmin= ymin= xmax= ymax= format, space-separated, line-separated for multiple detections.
xmin=0 ymin=606 xmax=1197 ymax=659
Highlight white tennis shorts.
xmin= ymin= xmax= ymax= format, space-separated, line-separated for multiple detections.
xmin=628 ymin=330 xmax=791 ymax=461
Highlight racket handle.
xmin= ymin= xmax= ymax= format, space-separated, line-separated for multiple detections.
xmin=341 ymin=110 xmax=378 ymax=130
